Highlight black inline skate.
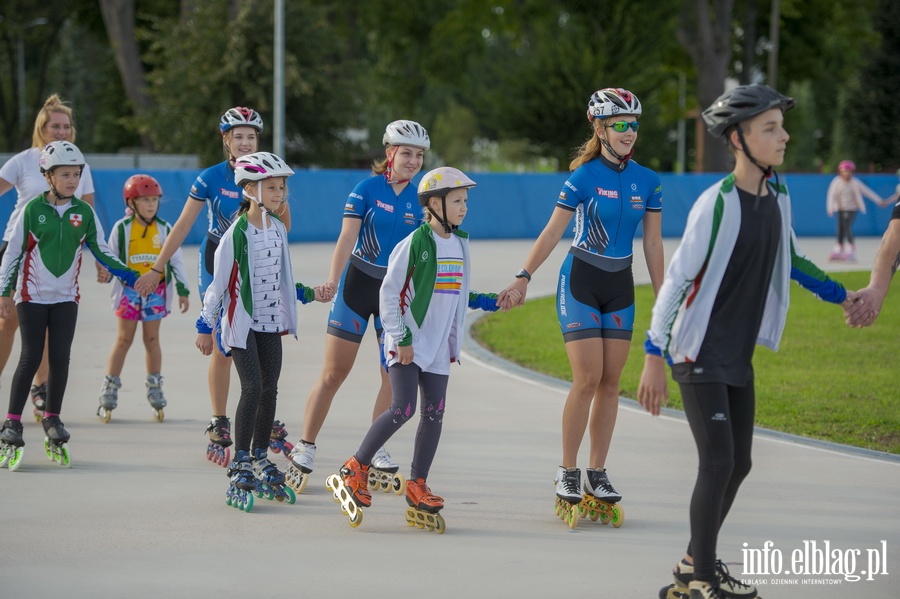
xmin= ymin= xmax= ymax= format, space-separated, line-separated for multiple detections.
xmin=0 ymin=418 xmax=25 ymax=471
xmin=41 ymin=415 xmax=71 ymax=467
xmin=251 ymin=447 xmax=296 ymax=505
xmin=268 ymin=419 xmax=294 ymax=460
xmin=205 ymin=416 xmax=232 ymax=467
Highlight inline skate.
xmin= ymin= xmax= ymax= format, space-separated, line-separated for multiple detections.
xmin=324 ymin=456 xmax=371 ymax=528
xmin=553 ymin=466 xmax=582 ymax=529
xmin=578 ymin=467 xmax=624 ymax=527
xmin=369 ymin=446 xmax=405 ymax=494
xmin=31 ymin=383 xmax=47 ymax=422
xmin=225 ymin=450 xmax=255 ymax=512
xmin=268 ymin=420 xmax=294 ymax=460
xmin=285 ymin=440 xmax=315 ymax=494
xmin=660 ymin=560 xmax=759 ymax=599
xmin=404 ymin=477 xmax=445 ymax=533
xmin=96 ymin=375 xmax=121 ymax=423
xmin=205 ymin=416 xmax=232 ymax=467
xmin=41 ymin=415 xmax=71 ymax=467
xmin=145 ymin=373 xmax=166 ymax=422
xmin=0 ymin=418 xmax=25 ymax=471
xmin=250 ymin=448 xmax=295 ymax=504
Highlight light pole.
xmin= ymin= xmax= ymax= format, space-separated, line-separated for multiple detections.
xmin=273 ymin=0 xmax=285 ymax=158
xmin=8 ymin=17 xmax=49 ymax=128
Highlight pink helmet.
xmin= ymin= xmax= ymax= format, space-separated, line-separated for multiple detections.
xmin=838 ymin=160 xmax=855 ymax=172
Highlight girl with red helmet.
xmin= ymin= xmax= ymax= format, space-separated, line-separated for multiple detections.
xmin=96 ymin=175 xmax=191 ymax=423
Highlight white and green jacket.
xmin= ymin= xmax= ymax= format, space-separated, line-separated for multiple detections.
xmin=196 ymin=213 xmax=317 ymax=353
xmin=645 ymin=174 xmax=846 ymax=364
xmin=108 ymin=215 xmax=190 ymax=314
xmin=380 ymin=223 xmax=498 ymax=369
xmin=0 ymin=193 xmax=138 ymax=303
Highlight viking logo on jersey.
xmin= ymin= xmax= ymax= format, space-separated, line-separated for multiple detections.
xmin=69 ymin=214 xmax=82 ymax=228
xmin=375 ymin=200 xmax=395 ymax=213
xmin=596 ymin=188 xmax=618 ymax=199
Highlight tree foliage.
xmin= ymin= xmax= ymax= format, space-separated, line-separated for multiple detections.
xmin=0 ymin=0 xmax=896 ymax=174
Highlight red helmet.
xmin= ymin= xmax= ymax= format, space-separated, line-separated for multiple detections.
xmin=123 ymin=174 xmax=162 ymax=206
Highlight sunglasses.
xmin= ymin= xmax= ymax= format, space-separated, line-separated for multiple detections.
xmin=606 ymin=121 xmax=640 ymax=133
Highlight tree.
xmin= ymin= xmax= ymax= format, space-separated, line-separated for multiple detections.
xmin=677 ymin=0 xmax=734 ymax=172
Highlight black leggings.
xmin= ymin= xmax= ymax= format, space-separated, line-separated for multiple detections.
xmin=680 ymin=381 xmax=755 ymax=583
xmin=8 ymin=302 xmax=78 ymax=416
xmin=836 ymin=211 xmax=858 ymax=245
xmin=230 ymin=330 xmax=282 ymax=453
xmin=356 ymin=363 xmax=448 ymax=480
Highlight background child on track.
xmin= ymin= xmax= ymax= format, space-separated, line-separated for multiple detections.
xmin=134 ymin=107 xmax=290 ymax=461
xmin=637 ymin=84 xmax=853 ymax=599
xmin=328 ymin=166 xmax=517 ymax=530
xmin=288 ymin=120 xmax=431 ymax=490
xmin=96 ymin=174 xmax=191 ymax=423
xmin=0 ymin=94 xmax=97 ymax=419
xmin=0 ymin=141 xmax=139 ymax=470
xmin=195 ymin=152 xmax=326 ymax=504
xmin=825 ymin=159 xmax=885 ymax=262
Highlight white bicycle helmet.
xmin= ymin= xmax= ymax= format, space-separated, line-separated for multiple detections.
xmin=383 ymin=120 xmax=430 ymax=150
xmin=219 ymin=106 xmax=264 ymax=134
xmin=39 ymin=141 xmax=85 ymax=173
xmin=234 ymin=152 xmax=294 ymax=187
xmin=417 ymin=167 xmax=476 ymax=204
xmin=586 ymin=88 xmax=643 ymax=121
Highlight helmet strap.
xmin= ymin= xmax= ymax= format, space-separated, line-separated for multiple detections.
xmin=45 ymin=171 xmax=75 ymax=205
xmin=426 ymin=196 xmax=455 ymax=234
xmin=385 ymin=147 xmax=411 ymax=185
xmin=734 ymin=126 xmax=779 ymax=208
xmin=599 ymin=136 xmax=633 ymax=170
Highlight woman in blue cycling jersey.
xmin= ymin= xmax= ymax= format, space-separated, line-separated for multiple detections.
xmin=500 ymin=88 xmax=664 ymax=516
xmin=134 ymin=107 xmax=290 ymax=462
xmin=286 ymin=120 xmax=430 ymax=490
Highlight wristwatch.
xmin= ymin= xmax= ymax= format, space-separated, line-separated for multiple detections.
xmin=515 ymin=268 xmax=532 ymax=282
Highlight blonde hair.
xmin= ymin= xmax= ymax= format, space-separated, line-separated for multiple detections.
xmin=221 ymin=127 xmax=259 ymax=161
xmin=568 ymin=119 xmax=605 ymax=171
xmin=32 ymin=94 xmax=76 ymax=149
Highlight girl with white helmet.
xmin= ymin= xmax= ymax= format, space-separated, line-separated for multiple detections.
xmin=0 ymin=141 xmax=139 ymax=470
xmin=325 ymin=166 xmax=511 ymax=530
xmin=195 ymin=152 xmax=326 ymax=510
xmin=286 ymin=119 xmax=430 ymax=494
xmin=95 ymin=174 xmax=192 ymax=424
xmin=134 ymin=106 xmax=290 ymax=466
xmin=0 ymin=94 xmax=97 ymax=420
xmin=825 ymin=159 xmax=885 ymax=262
xmin=499 ymin=87 xmax=665 ymax=527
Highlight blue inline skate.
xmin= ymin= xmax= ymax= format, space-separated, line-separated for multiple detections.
xmin=225 ymin=450 xmax=255 ymax=511
xmin=251 ymin=448 xmax=296 ymax=504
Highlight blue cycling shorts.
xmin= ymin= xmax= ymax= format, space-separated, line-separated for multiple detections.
xmin=557 ymin=254 xmax=635 ymax=342
xmin=326 ymin=261 xmax=383 ymax=343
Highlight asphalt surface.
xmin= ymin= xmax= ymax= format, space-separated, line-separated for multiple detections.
xmin=1 ymin=237 xmax=897 ymax=599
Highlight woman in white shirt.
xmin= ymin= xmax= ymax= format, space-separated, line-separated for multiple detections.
xmin=0 ymin=94 xmax=95 ymax=419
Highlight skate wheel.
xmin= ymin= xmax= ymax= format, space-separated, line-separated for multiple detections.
xmin=59 ymin=445 xmax=71 ymax=468
xmin=8 ymin=447 xmax=24 ymax=471
xmin=392 ymin=474 xmax=405 ymax=495
xmin=282 ymin=441 xmax=293 ymax=454
xmin=599 ymin=509 xmax=611 ymax=525
xmin=153 ymin=408 xmax=164 ymax=423
xmin=283 ymin=486 xmax=296 ymax=505
xmin=433 ymin=513 xmax=446 ymax=534
xmin=380 ymin=480 xmax=390 ymax=492
xmin=348 ymin=510 xmax=363 ymax=528
xmin=33 ymin=410 xmax=43 ymax=423
xmin=43 ymin=438 xmax=52 ymax=461
xmin=244 ymin=492 xmax=254 ymax=512
xmin=610 ymin=504 xmax=624 ymax=528
xmin=98 ymin=408 xmax=111 ymax=424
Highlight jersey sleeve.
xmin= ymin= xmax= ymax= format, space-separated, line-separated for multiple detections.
xmin=343 ymin=180 xmax=368 ymax=220
xmin=645 ymin=173 xmax=662 ymax=212
xmin=556 ymin=174 xmax=584 ymax=213
xmin=789 ymin=232 xmax=847 ymax=304
xmin=189 ymin=171 xmax=211 ymax=202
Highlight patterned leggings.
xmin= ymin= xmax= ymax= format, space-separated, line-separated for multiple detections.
xmin=356 ymin=363 xmax=448 ymax=481
xmin=230 ymin=330 xmax=282 ymax=452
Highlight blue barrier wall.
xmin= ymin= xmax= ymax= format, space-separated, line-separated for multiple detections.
xmin=1 ymin=169 xmax=895 ymax=245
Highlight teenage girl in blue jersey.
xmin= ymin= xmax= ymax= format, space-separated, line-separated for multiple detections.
xmin=134 ymin=107 xmax=290 ymax=464
xmin=499 ymin=88 xmax=664 ymax=519
xmin=286 ymin=120 xmax=429 ymax=492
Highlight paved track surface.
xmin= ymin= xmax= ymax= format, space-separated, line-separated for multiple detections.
xmin=2 ymin=237 xmax=897 ymax=599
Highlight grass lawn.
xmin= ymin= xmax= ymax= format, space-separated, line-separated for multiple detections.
xmin=472 ymin=271 xmax=899 ymax=454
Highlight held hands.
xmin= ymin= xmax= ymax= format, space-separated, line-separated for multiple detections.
xmin=97 ymin=268 xmax=111 ymax=284
xmin=196 ymin=332 xmax=214 ymax=356
xmin=134 ymin=270 xmax=162 ymax=297
xmin=498 ymin=277 xmax=528 ymax=310
xmin=637 ymin=354 xmax=669 ymax=417
xmin=179 ymin=296 xmax=190 ymax=313
xmin=0 ymin=296 xmax=13 ymax=319
xmin=314 ymin=283 xmax=335 ymax=303
xmin=844 ymin=287 xmax=885 ymax=328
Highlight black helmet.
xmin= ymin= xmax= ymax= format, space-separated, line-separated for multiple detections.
xmin=702 ymin=84 xmax=795 ymax=138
